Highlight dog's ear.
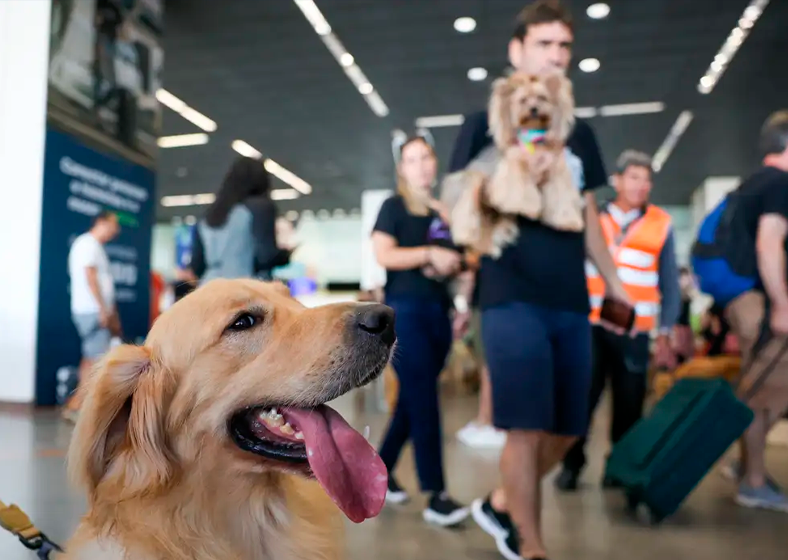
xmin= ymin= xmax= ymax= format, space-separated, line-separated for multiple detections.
xmin=489 ymin=76 xmax=516 ymax=149
xmin=68 ymin=344 xmax=175 ymax=499
xmin=543 ymin=72 xmax=575 ymax=142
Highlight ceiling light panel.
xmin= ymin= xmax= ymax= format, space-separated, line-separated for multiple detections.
xmin=156 ymin=88 xmax=217 ymax=132
xmin=598 ymin=102 xmax=665 ymax=117
xmin=293 ymin=0 xmax=389 ymax=117
xmin=160 ymin=193 xmax=216 ymax=207
xmin=697 ymin=0 xmax=769 ymax=94
xmin=157 ymin=133 xmax=210 ymax=148
xmin=270 ymin=189 xmax=300 ymax=201
xmin=415 ymin=114 xmax=466 ymax=128
xmin=231 ymin=140 xmax=313 ymax=195
xmin=652 ymin=111 xmax=694 ymax=173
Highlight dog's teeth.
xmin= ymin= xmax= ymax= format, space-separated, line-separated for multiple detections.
xmin=363 ymin=425 xmax=370 ymax=441
xmin=259 ymin=410 xmax=284 ymax=428
xmin=294 ymin=431 xmax=304 ymax=440
xmin=280 ymin=422 xmax=295 ymax=436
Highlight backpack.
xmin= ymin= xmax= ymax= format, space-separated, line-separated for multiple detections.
xmin=691 ymin=191 xmax=758 ymax=307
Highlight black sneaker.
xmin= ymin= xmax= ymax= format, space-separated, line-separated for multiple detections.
xmin=422 ymin=492 xmax=470 ymax=527
xmin=385 ymin=476 xmax=409 ymax=505
xmin=495 ymin=530 xmax=524 ymax=560
xmin=554 ymin=468 xmax=579 ymax=491
xmin=471 ymin=496 xmax=516 ymax=540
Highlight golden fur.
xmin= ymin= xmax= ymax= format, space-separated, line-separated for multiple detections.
xmin=63 ymin=279 xmax=392 ymax=560
xmin=450 ymin=72 xmax=582 ymax=258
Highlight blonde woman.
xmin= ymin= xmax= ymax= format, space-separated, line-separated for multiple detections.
xmin=372 ymin=135 xmax=469 ymax=527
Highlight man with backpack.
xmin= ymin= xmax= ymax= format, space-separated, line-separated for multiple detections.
xmin=695 ymin=110 xmax=788 ymax=512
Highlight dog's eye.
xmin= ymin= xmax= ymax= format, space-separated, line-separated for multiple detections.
xmin=227 ymin=313 xmax=258 ymax=332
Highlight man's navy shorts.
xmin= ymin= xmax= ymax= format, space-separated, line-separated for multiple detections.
xmin=482 ymin=301 xmax=592 ymax=436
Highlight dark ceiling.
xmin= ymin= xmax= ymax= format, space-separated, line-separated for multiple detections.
xmin=156 ymin=0 xmax=788 ymax=221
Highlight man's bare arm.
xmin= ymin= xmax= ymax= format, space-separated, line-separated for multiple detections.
xmin=85 ymin=266 xmax=108 ymax=313
xmin=756 ymin=214 xmax=788 ymax=309
xmin=584 ymin=193 xmax=631 ymax=304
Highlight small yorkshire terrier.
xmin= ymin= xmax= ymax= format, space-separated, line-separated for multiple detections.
xmin=450 ymin=71 xmax=582 ymax=258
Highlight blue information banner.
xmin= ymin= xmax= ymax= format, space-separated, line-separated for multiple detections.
xmin=175 ymin=223 xmax=195 ymax=269
xmin=35 ymin=127 xmax=156 ymax=406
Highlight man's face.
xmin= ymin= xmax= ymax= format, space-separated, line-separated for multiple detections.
xmin=614 ymin=165 xmax=653 ymax=209
xmin=509 ymin=21 xmax=573 ymax=76
xmin=96 ymin=215 xmax=120 ymax=243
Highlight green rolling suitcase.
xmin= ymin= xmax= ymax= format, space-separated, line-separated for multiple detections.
xmin=605 ymin=377 xmax=754 ymax=524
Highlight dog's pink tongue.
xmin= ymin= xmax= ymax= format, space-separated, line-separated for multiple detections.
xmin=281 ymin=406 xmax=387 ymax=523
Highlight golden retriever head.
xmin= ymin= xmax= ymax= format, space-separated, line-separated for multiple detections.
xmin=489 ymin=71 xmax=575 ymax=148
xmin=67 ymin=279 xmax=395 ymax=524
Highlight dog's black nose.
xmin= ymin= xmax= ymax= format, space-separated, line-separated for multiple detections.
xmin=530 ymin=106 xmax=540 ymax=117
xmin=355 ymin=304 xmax=396 ymax=345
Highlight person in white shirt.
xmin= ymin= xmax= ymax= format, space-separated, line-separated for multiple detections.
xmin=64 ymin=210 xmax=120 ymax=421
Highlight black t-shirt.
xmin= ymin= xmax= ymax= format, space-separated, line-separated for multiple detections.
xmin=737 ymin=167 xmax=788 ymax=288
xmin=449 ymin=111 xmax=608 ymax=313
xmin=373 ymin=195 xmax=458 ymax=304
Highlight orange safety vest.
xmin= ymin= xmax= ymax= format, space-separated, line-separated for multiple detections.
xmin=587 ymin=205 xmax=672 ymax=333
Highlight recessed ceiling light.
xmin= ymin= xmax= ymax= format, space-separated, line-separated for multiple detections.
xmin=454 ymin=17 xmax=477 ymax=33
xmin=586 ymin=3 xmax=610 ymax=19
xmin=358 ymin=82 xmax=374 ymax=95
xmin=579 ymin=58 xmax=601 ymax=72
xmin=340 ymin=52 xmax=354 ymax=67
xmin=467 ymin=67 xmax=488 ymax=81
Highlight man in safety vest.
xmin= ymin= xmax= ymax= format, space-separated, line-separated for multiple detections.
xmin=556 ymin=149 xmax=682 ymax=491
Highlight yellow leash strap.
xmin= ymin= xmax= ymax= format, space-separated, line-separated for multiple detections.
xmin=0 ymin=499 xmax=63 ymax=558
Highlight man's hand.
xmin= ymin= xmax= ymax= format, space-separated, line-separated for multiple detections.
xmin=598 ymin=290 xmax=637 ymax=337
xmin=654 ymin=334 xmax=677 ymax=371
xmin=771 ymin=303 xmax=788 ymax=336
xmin=99 ymin=307 xmax=112 ymax=328
xmin=429 ymin=247 xmax=462 ymax=277
xmin=452 ymin=309 xmax=471 ymax=340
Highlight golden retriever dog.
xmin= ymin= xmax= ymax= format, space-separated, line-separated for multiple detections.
xmin=450 ymin=71 xmax=581 ymax=257
xmin=63 ymin=279 xmax=396 ymax=560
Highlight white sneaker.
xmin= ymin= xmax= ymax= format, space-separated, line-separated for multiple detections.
xmin=456 ymin=422 xmax=506 ymax=449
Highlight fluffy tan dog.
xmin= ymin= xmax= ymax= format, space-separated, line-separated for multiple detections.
xmin=63 ymin=279 xmax=396 ymax=560
xmin=450 ymin=72 xmax=582 ymax=257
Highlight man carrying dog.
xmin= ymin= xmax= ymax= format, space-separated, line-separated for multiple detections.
xmin=449 ymin=1 xmax=633 ymax=558
xmin=723 ymin=110 xmax=788 ymax=512
xmin=556 ymin=149 xmax=682 ymax=492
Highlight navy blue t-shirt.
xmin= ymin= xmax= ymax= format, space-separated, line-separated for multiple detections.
xmin=449 ymin=111 xmax=608 ymax=314
xmin=373 ymin=195 xmax=458 ymax=305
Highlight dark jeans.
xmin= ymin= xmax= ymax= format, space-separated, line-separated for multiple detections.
xmin=563 ymin=325 xmax=651 ymax=473
xmin=378 ymin=298 xmax=452 ymax=493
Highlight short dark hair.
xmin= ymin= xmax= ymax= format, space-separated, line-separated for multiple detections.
xmin=92 ymin=210 xmax=116 ymax=226
xmin=760 ymin=110 xmax=788 ymax=157
xmin=513 ymin=0 xmax=574 ymax=41
xmin=616 ymin=150 xmax=653 ymax=174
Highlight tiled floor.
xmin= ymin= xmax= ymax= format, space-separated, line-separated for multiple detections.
xmin=1 ymin=389 xmax=786 ymax=560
